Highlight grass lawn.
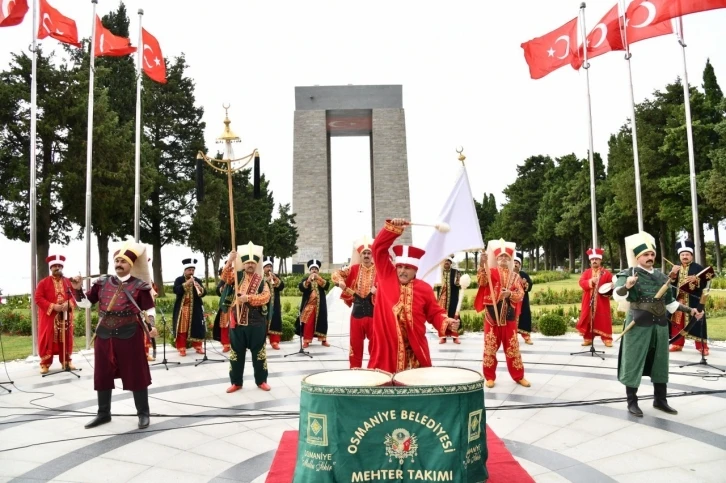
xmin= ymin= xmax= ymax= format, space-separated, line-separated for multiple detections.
xmin=2 ymin=278 xmax=724 ymax=360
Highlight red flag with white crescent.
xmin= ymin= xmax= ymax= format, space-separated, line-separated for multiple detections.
xmin=625 ymin=0 xmax=675 ymax=45
xmin=521 ymin=17 xmax=579 ymax=80
xmin=0 ymin=0 xmax=28 ymax=27
xmin=94 ymin=15 xmax=136 ymax=57
xmin=37 ymin=0 xmax=81 ymax=48
xmin=141 ymin=28 xmax=167 ymax=84
xmin=625 ymin=0 xmax=726 ymax=27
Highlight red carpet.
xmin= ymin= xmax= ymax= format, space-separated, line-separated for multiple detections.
xmin=266 ymin=426 xmax=533 ymax=482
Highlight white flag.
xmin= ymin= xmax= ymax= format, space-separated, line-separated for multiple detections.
xmin=418 ymin=165 xmax=485 ymax=286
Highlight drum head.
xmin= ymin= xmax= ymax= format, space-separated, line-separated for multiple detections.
xmin=598 ymin=282 xmax=614 ymax=295
xmin=393 ymin=367 xmax=483 ymax=386
xmin=304 ymin=369 xmax=392 ymax=387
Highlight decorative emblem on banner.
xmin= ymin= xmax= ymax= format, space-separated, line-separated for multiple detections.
xmin=468 ymin=410 xmax=483 ymax=442
xmin=384 ymin=428 xmax=418 ymax=464
xmin=307 ymin=413 xmax=328 ymax=446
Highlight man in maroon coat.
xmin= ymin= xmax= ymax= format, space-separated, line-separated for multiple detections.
xmin=576 ymin=248 xmax=614 ymax=347
xmin=71 ymin=239 xmax=158 ymax=430
xmin=35 ymin=254 xmax=77 ymax=374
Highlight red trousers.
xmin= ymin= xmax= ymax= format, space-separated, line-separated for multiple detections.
xmin=483 ymin=320 xmax=525 ymax=382
xmin=176 ymin=332 xmax=202 ymax=351
xmin=670 ymin=312 xmax=708 ymax=351
xmin=349 ymin=315 xmax=372 ymax=368
xmin=219 ymin=326 xmax=230 ymax=348
xmin=302 ymin=308 xmax=325 ymax=342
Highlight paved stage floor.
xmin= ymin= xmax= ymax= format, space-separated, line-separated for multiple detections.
xmin=1 ymin=299 xmax=725 ymax=482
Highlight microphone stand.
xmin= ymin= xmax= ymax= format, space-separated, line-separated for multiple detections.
xmin=151 ymin=303 xmax=180 ymax=370
xmin=196 ymin=312 xmax=225 ymax=366
xmin=285 ymin=332 xmax=312 ymax=359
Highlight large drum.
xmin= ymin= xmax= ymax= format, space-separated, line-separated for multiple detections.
xmin=598 ymin=282 xmax=614 ymax=298
xmin=295 ymin=367 xmax=487 ymax=483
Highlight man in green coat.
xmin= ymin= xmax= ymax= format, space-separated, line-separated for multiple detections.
xmin=613 ymin=232 xmax=703 ymax=417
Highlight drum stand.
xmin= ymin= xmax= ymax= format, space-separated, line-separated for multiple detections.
xmin=151 ymin=306 xmax=180 ymax=370
xmin=679 ymin=320 xmax=724 ymax=372
xmin=570 ymin=296 xmax=605 ymax=360
xmin=285 ymin=334 xmax=312 ymax=359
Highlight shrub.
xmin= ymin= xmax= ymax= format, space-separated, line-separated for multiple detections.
xmin=460 ymin=295 xmax=473 ymax=311
xmin=282 ymin=320 xmax=296 ymax=342
xmin=0 ymin=310 xmax=32 ymax=335
xmin=458 ymin=312 xmax=481 ymax=333
xmin=537 ymin=313 xmax=568 ymax=336
xmin=283 ymin=301 xmax=292 ymax=313
xmin=530 ymin=271 xmax=571 ymax=284
xmin=530 ymin=288 xmax=582 ymax=305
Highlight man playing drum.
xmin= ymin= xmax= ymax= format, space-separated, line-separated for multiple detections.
xmin=576 ymin=248 xmax=614 ymax=347
xmin=367 ymin=219 xmax=459 ymax=374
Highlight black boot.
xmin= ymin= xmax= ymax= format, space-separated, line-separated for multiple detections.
xmin=133 ymin=389 xmax=150 ymax=429
xmin=653 ymin=383 xmax=678 ymax=414
xmin=85 ymin=390 xmax=112 ymax=429
xmin=626 ymin=386 xmax=643 ymax=417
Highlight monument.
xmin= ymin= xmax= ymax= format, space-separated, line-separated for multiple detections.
xmin=292 ymin=85 xmax=412 ymax=269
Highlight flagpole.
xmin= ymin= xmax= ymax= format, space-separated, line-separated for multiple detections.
xmin=29 ymin=0 xmax=39 ymax=357
xmin=619 ymin=0 xmax=644 ymax=232
xmin=134 ymin=9 xmax=143 ymax=242
xmin=676 ymin=18 xmax=702 ymax=265
xmin=84 ymin=0 xmax=98 ymax=349
xmin=580 ymin=3 xmax=598 ymax=249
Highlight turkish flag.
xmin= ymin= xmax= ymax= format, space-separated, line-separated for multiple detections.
xmin=94 ymin=15 xmax=136 ymax=57
xmin=521 ymin=17 xmax=579 ymax=80
xmin=37 ymin=0 xmax=81 ymax=48
xmin=0 ymin=0 xmax=28 ymax=27
xmin=625 ymin=2 xmax=674 ymax=45
xmin=626 ymin=0 xmax=726 ymax=27
xmin=572 ymin=4 xmax=624 ymax=69
xmin=141 ymin=28 xmax=167 ymax=83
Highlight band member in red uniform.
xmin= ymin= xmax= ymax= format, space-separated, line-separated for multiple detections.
xmin=434 ymin=255 xmax=461 ymax=344
xmin=295 ymin=259 xmax=330 ymax=348
xmin=263 ymin=256 xmax=285 ymax=350
xmin=475 ymin=239 xmax=529 ymax=388
xmin=367 ymin=219 xmax=458 ymax=374
xmin=35 ymin=254 xmax=77 ymax=374
xmin=576 ymin=248 xmax=614 ymax=347
xmin=332 ymin=236 xmax=377 ymax=368
xmin=71 ymin=239 xmax=158 ymax=429
xmin=668 ymin=240 xmax=709 ymax=355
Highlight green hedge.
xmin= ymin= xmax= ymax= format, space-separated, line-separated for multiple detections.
xmin=530 ymin=288 xmax=582 ymax=305
xmin=537 ymin=313 xmax=568 ymax=336
xmin=530 ymin=271 xmax=571 ymax=284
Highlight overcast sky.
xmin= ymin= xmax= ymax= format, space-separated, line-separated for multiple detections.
xmin=1 ymin=0 xmax=725 ymax=294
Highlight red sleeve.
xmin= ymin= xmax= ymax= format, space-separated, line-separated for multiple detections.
xmin=136 ymin=287 xmax=155 ymax=312
xmin=372 ymin=221 xmax=403 ymax=281
xmin=34 ymin=278 xmax=54 ymax=315
xmin=578 ymin=269 xmax=591 ymax=291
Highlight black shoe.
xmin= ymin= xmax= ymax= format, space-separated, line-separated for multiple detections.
xmin=84 ymin=414 xmax=112 ymax=429
xmin=626 ymin=386 xmax=643 ymax=417
xmin=133 ymin=389 xmax=150 ymax=429
xmin=85 ymin=389 xmax=112 ymax=429
xmin=653 ymin=383 xmax=678 ymax=415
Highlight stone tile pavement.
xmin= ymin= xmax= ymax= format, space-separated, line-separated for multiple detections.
xmin=1 ymin=294 xmax=724 ymax=482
